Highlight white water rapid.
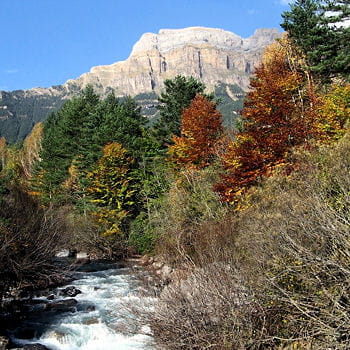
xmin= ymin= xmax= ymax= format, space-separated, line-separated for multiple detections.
xmin=11 ymin=265 xmax=155 ymax=350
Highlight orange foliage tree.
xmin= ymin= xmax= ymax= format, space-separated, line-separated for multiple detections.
xmin=169 ymin=94 xmax=223 ymax=168
xmin=215 ymin=38 xmax=318 ymax=204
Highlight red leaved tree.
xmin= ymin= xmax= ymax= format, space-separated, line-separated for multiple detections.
xmin=169 ymin=94 xmax=223 ymax=168
xmin=215 ymin=37 xmax=318 ymax=204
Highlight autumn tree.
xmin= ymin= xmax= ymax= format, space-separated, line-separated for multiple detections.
xmin=316 ymin=82 xmax=350 ymax=142
xmin=87 ymin=143 xmax=139 ymax=241
xmin=215 ymin=37 xmax=317 ymax=204
xmin=153 ymin=76 xmax=212 ymax=146
xmin=169 ymin=94 xmax=223 ymax=168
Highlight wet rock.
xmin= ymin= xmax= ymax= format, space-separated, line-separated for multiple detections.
xmin=83 ymin=318 xmax=99 ymax=325
xmin=87 ymin=305 xmax=95 ymax=312
xmin=30 ymin=299 xmax=49 ymax=305
xmin=46 ymin=294 xmax=55 ymax=301
xmin=59 ymin=286 xmax=81 ymax=297
xmin=0 ymin=336 xmax=9 ymax=350
xmin=23 ymin=344 xmax=52 ymax=350
xmin=68 ymin=249 xmax=77 ymax=258
xmin=13 ymin=327 xmax=36 ymax=339
xmin=45 ymin=298 xmax=78 ymax=312
xmin=76 ymin=303 xmax=95 ymax=313
xmin=76 ymin=257 xmax=90 ymax=266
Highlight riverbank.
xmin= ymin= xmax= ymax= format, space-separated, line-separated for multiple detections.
xmin=0 ymin=256 xmax=156 ymax=350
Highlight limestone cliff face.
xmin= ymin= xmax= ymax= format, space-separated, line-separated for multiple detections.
xmin=0 ymin=26 xmax=281 ymax=142
xmin=65 ymin=27 xmax=281 ymax=95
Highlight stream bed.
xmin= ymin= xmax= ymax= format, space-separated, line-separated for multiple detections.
xmin=7 ymin=262 xmax=155 ymax=350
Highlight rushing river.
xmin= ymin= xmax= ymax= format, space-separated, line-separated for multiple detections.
xmin=9 ymin=263 xmax=155 ymax=350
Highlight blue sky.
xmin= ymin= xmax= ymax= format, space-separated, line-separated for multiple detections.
xmin=0 ymin=0 xmax=291 ymax=91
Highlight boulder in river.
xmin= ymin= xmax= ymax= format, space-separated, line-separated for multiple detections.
xmin=59 ymin=286 xmax=82 ymax=297
xmin=13 ymin=327 xmax=36 ymax=339
xmin=45 ymin=298 xmax=78 ymax=312
xmin=23 ymin=344 xmax=52 ymax=350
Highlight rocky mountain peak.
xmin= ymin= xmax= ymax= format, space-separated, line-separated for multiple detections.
xmin=130 ymin=27 xmax=280 ymax=56
xmin=0 ymin=26 xmax=281 ymax=142
xmin=65 ymin=26 xmax=281 ymax=96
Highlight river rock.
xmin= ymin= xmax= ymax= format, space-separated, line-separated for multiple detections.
xmin=13 ymin=327 xmax=36 ymax=339
xmin=0 ymin=336 xmax=9 ymax=350
xmin=45 ymin=298 xmax=77 ymax=312
xmin=23 ymin=344 xmax=52 ymax=350
xmin=59 ymin=286 xmax=82 ymax=297
xmin=87 ymin=305 xmax=95 ymax=312
xmin=83 ymin=318 xmax=99 ymax=325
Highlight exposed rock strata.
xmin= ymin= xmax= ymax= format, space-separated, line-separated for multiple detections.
xmin=0 ymin=27 xmax=281 ymax=142
xmin=66 ymin=27 xmax=281 ymax=96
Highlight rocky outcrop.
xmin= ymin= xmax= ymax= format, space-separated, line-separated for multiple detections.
xmin=66 ymin=27 xmax=281 ymax=96
xmin=0 ymin=26 xmax=281 ymax=142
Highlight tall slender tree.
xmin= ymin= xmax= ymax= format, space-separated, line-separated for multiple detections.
xmin=169 ymin=94 xmax=223 ymax=168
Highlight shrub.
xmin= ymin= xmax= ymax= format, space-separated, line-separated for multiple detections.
xmin=0 ymin=185 xmax=69 ymax=297
xmin=153 ymin=166 xmax=228 ymax=265
xmin=149 ymin=132 xmax=350 ymax=349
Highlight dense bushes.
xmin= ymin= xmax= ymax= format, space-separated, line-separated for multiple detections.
xmin=150 ymin=133 xmax=350 ymax=349
xmin=0 ymin=184 xmax=68 ymax=298
xmin=247 ymin=135 xmax=350 ymax=348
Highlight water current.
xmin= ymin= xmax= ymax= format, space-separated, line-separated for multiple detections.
xmin=10 ymin=264 xmax=155 ymax=350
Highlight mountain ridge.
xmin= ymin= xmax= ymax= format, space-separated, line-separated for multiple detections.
xmin=0 ymin=26 xmax=281 ymax=142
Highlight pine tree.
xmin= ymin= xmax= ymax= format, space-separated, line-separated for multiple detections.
xmin=153 ymin=76 xmax=211 ymax=146
xmin=281 ymin=0 xmax=350 ymax=80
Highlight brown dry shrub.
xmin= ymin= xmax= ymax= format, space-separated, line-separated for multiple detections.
xmin=67 ymin=213 xmax=129 ymax=259
xmin=154 ymin=166 xmax=228 ymax=266
xmin=148 ymin=132 xmax=350 ymax=349
xmin=0 ymin=185 xmax=70 ymax=297
xmin=238 ymin=133 xmax=350 ymax=348
xmin=150 ymin=262 xmax=266 ymax=350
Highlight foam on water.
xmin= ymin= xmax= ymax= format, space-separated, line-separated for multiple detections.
xmin=12 ymin=266 xmax=154 ymax=350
